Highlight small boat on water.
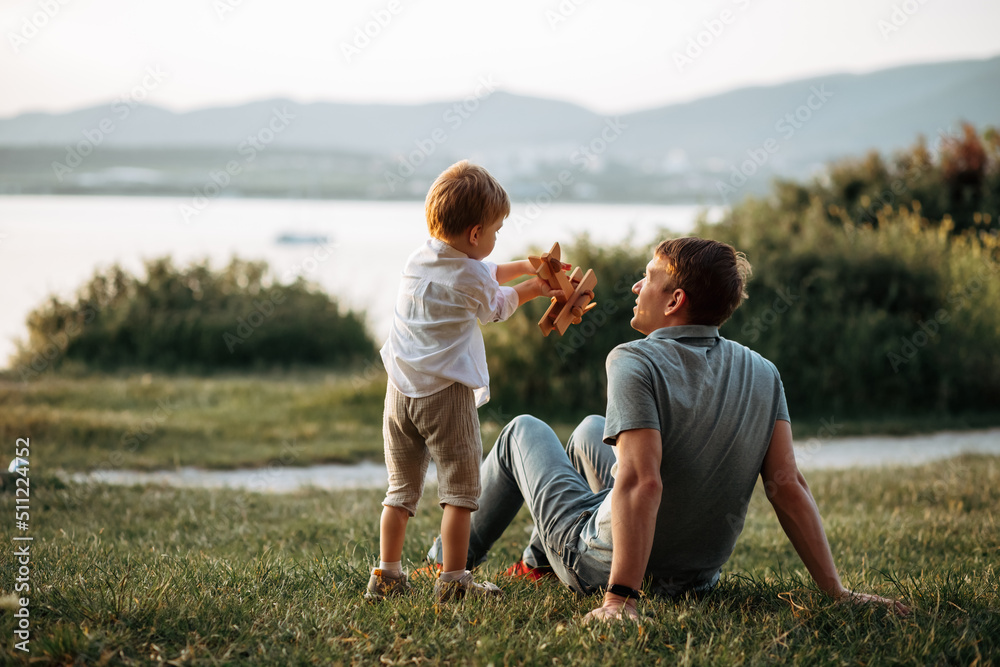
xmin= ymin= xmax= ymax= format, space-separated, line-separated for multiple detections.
xmin=275 ymin=232 xmax=330 ymax=245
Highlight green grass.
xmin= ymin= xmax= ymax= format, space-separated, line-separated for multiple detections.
xmin=0 ymin=371 xmax=556 ymax=472
xmin=2 ymin=372 xmax=999 ymax=473
xmin=1 ymin=455 xmax=998 ymax=665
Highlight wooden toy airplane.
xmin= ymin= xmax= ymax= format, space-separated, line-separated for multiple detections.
xmin=528 ymin=242 xmax=598 ymax=336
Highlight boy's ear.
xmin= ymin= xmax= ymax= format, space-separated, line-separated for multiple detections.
xmin=468 ymin=224 xmax=483 ymax=247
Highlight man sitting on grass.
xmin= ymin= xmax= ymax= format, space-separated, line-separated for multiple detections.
xmin=428 ymin=236 xmax=909 ymax=621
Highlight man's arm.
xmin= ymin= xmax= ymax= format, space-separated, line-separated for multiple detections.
xmin=583 ymin=428 xmax=662 ymax=623
xmin=762 ymin=420 xmax=909 ymax=614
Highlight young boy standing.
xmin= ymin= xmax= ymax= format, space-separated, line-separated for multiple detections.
xmin=367 ymin=161 xmax=562 ymax=602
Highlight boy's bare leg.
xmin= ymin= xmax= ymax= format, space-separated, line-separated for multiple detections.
xmin=434 ymin=504 xmax=501 ymax=599
xmin=366 ymin=505 xmax=413 ymax=600
xmin=441 ymin=504 xmax=472 ymax=573
xmin=380 ymin=505 xmax=410 ymax=563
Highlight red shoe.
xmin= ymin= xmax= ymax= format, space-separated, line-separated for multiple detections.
xmin=504 ymin=560 xmax=557 ymax=582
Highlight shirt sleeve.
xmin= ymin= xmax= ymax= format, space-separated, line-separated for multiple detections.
xmin=775 ymin=375 xmax=790 ymax=422
xmin=603 ymin=345 xmax=662 ymax=445
xmin=475 ymin=261 xmax=518 ymax=324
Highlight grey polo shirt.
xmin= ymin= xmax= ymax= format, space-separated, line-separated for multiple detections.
xmin=584 ymin=324 xmax=789 ymax=596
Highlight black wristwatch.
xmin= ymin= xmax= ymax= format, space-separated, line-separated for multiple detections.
xmin=607 ymin=583 xmax=641 ymax=600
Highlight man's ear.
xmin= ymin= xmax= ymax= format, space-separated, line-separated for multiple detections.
xmin=467 ymin=224 xmax=483 ymax=247
xmin=664 ymin=288 xmax=687 ymax=317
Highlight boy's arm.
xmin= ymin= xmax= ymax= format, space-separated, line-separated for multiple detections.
xmin=494 ymin=260 xmax=534 ymax=285
xmin=511 ymin=277 xmax=563 ymax=307
xmin=479 ymin=258 xmax=569 ymax=322
xmin=495 ymin=258 xmax=572 ymax=285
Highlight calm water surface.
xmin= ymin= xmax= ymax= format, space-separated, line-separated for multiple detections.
xmin=66 ymin=428 xmax=1000 ymax=493
xmin=0 ymin=195 xmax=719 ymax=364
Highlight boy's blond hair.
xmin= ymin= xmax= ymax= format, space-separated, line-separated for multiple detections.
xmin=425 ymin=160 xmax=510 ymax=241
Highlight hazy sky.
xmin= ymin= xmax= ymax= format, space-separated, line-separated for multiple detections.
xmin=1 ymin=0 xmax=998 ymax=118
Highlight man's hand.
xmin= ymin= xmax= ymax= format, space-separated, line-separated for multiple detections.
xmin=582 ymin=593 xmax=639 ymax=624
xmin=836 ymin=589 xmax=911 ymax=616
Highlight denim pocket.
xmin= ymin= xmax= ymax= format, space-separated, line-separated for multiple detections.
xmin=559 ymin=543 xmax=587 ymax=594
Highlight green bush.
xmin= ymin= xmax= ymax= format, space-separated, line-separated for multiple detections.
xmin=702 ymin=200 xmax=1000 ymax=417
xmin=13 ymin=257 xmax=376 ymax=376
xmin=485 ymin=127 xmax=1000 ymax=421
xmin=774 ymin=123 xmax=1000 ymax=236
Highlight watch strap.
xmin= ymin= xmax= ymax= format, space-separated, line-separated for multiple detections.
xmin=607 ymin=583 xmax=641 ymax=599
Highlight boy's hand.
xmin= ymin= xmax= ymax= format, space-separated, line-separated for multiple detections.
xmin=514 ymin=276 xmax=563 ymax=307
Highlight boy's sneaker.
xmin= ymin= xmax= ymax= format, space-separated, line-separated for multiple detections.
xmin=433 ymin=570 xmax=502 ymax=602
xmin=364 ymin=569 xmax=412 ymax=601
xmin=504 ymin=559 xmax=558 ymax=582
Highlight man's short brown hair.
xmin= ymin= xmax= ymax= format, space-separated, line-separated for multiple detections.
xmin=425 ymin=160 xmax=510 ymax=240
xmin=654 ymin=237 xmax=752 ymax=326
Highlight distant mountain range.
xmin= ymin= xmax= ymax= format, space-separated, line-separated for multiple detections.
xmin=2 ymin=55 xmax=998 ymax=203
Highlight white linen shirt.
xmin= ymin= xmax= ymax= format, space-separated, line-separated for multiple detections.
xmin=380 ymin=238 xmax=519 ymax=407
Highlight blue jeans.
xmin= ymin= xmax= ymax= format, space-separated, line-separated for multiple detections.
xmin=428 ymin=414 xmax=616 ymax=594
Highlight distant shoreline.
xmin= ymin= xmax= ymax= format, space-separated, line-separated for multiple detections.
xmin=0 ymin=189 xmax=712 ymax=207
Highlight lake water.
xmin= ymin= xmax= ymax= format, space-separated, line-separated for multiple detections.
xmin=66 ymin=427 xmax=1000 ymax=493
xmin=0 ymin=195 xmax=720 ymax=366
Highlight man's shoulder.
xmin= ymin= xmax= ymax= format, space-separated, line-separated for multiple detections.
xmin=717 ymin=336 xmax=782 ymax=379
xmin=607 ymin=338 xmax=652 ymax=362
xmin=607 ymin=335 xmax=782 ymax=381
xmin=607 ymin=333 xmax=690 ymax=362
